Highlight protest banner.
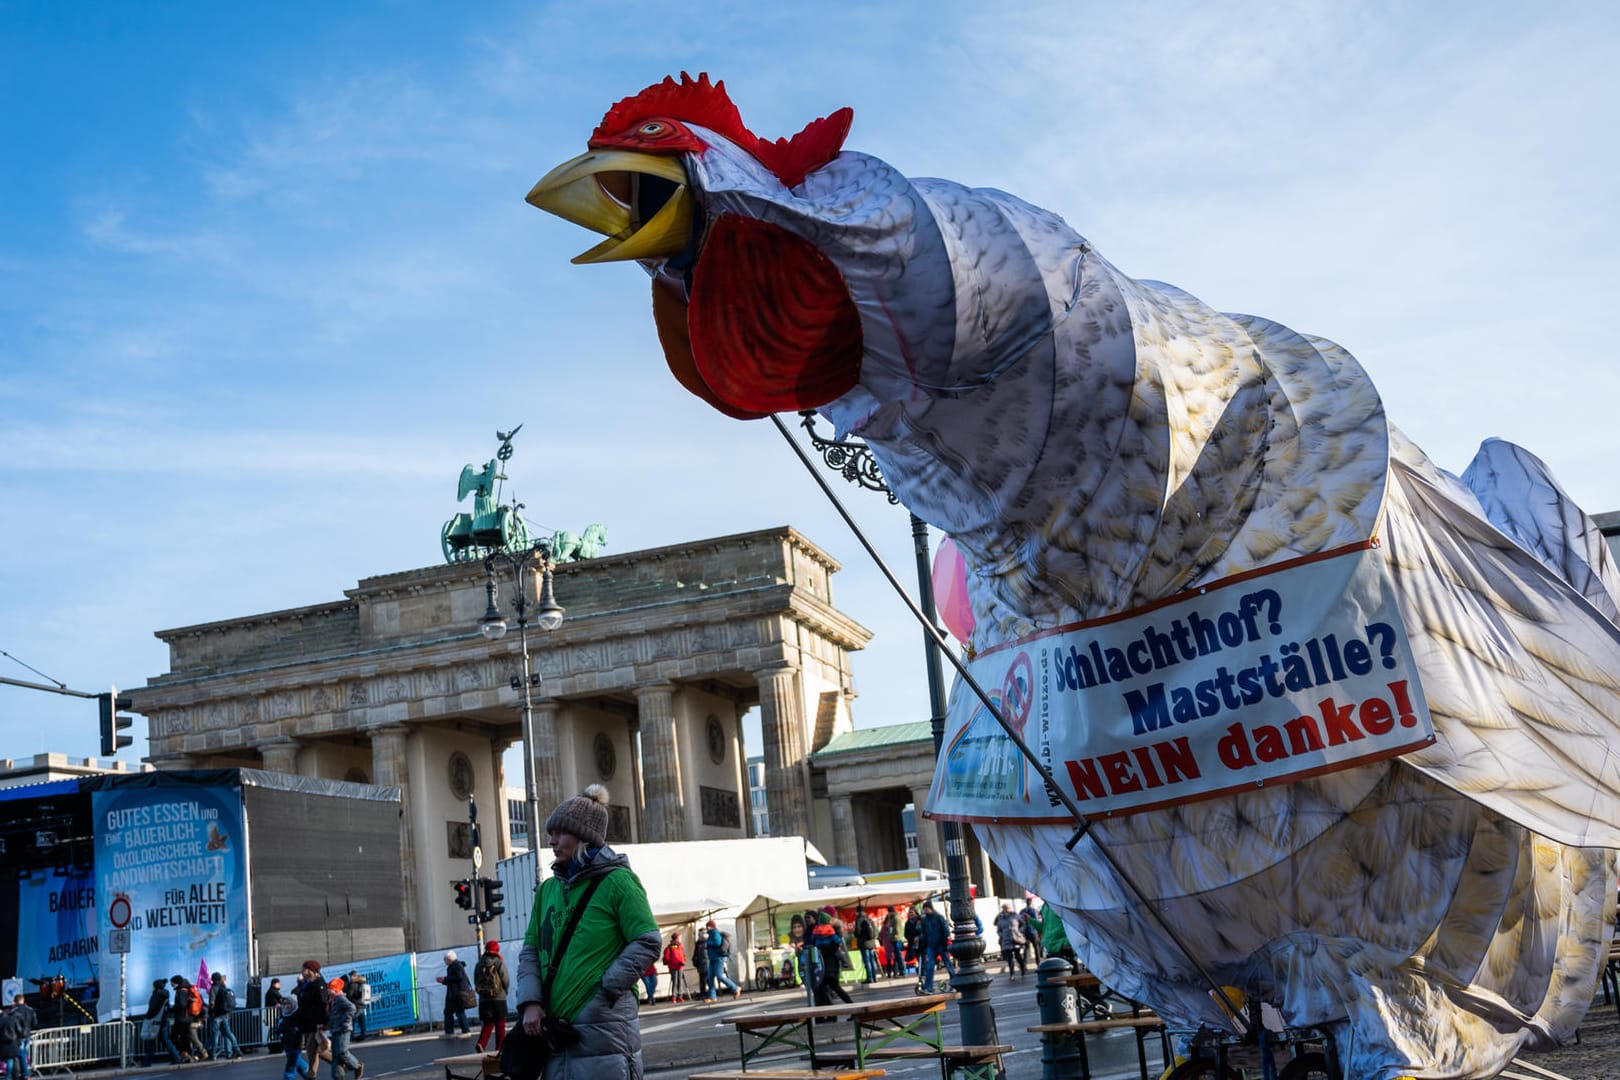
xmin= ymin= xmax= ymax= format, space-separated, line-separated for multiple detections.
xmin=15 ymin=867 xmax=98 ymax=985
xmin=926 ymin=542 xmax=1434 ymax=822
xmin=92 ymin=782 xmax=250 ymax=1017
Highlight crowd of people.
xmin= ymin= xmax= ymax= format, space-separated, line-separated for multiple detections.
xmin=618 ymin=891 xmax=1062 ymax=1011
xmin=7 ymin=784 xmax=1076 ymax=1080
xmin=135 ymin=972 xmax=248 ymax=1066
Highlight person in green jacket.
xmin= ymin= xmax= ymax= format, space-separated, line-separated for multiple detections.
xmin=1040 ymin=901 xmax=1075 ymax=961
xmin=515 ymin=784 xmax=659 ymax=1080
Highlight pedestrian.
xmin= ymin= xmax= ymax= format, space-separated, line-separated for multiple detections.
xmin=141 ymin=978 xmax=179 ymax=1067
xmin=692 ymin=927 xmax=711 ymax=1001
xmin=1041 ymin=901 xmax=1076 ymax=963
xmin=324 ymin=978 xmax=364 ymax=1080
xmin=661 ymin=934 xmax=687 ymax=1003
xmin=262 ymin=978 xmax=287 ymax=1055
xmin=993 ymin=903 xmax=1027 ymax=980
xmin=515 ymin=783 xmax=660 ymax=1078
xmin=276 ymin=1002 xmax=313 ymax=1080
xmin=264 ymin=978 xmax=285 ymax=1010
xmin=171 ymin=976 xmax=210 ymax=1062
xmin=437 ymin=951 xmax=473 ymax=1037
xmin=852 ymin=904 xmax=879 ymax=984
xmin=811 ymin=912 xmax=852 ymax=1005
xmin=4 ymin=995 xmax=36 ymax=1080
xmin=798 ymin=908 xmax=822 ymax=990
xmin=0 ymin=999 xmax=29 ymax=1080
xmin=879 ymin=910 xmax=899 ymax=977
xmin=918 ymin=902 xmax=956 ymax=993
xmin=639 ymin=960 xmax=658 ymax=1005
xmin=292 ymin=960 xmax=330 ymax=1074
xmin=209 ymin=972 xmax=244 ymax=1058
xmin=1020 ymin=899 xmax=1044 ymax=965
xmin=344 ymin=972 xmax=370 ymax=1042
xmin=473 ymin=941 xmax=510 ymax=1053
xmin=703 ymin=920 xmax=740 ymax=1002
xmin=903 ymin=907 xmax=923 ymax=975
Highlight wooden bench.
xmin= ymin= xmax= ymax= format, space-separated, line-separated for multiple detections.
xmin=1029 ymin=1014 xmax=1171 ymax=1080
xmin=816 ymin=1042 xmax=1013 ymax=1080
xmin=691 ymin=1072 xmax=884 ymax=1080
xmin=432 ymin=1052 xmax=502 ymax=1080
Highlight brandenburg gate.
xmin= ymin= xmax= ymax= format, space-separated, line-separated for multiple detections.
xmin=127 ymin=525 xmax=871 ymax=950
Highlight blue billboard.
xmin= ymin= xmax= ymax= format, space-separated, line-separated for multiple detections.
xmin=92 ymin=783 xmax=250 ymax=1018
xmin=15 ymin=867 xmax=99 ymax=986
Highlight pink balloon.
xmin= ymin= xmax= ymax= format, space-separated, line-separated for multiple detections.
xmin=932 ymin=536 xmax=975 ymax=642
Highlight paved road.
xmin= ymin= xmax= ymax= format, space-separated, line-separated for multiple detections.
xmin=82 ymin=971 xmax=1163 ymax=1080
xmin=58 ymin=978 xmax=1620 ymax=1080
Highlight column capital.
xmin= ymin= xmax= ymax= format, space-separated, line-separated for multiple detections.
xmin=633 ymin=682 xmax=678 ymax=700
xmin=364 ymin=723 xmax=410 ymax=739
xmin=752 ymin=662 xmax=800 ymax=678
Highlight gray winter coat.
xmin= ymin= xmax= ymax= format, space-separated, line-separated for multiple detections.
xmin=515 ymin=846 xmax=660 ymax=1080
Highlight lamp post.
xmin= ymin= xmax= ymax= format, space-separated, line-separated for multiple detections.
xmin=480 ymin=541 xmax=565 ymax=889
xmin=795 ymin=411 xmax=1001 ymax=1069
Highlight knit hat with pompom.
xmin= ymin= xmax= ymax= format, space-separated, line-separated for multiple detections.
xmin=545 ymin=783 xmax=611 ymax=847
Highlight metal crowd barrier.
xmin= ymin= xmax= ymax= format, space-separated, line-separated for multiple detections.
xmin=30 ymin=997 xmax=487 ymax=1072
xmin=30 ymin=1019 xmax=136 ymax=1072
xmin=30 ymin=1008 xmax=288 ymax=1073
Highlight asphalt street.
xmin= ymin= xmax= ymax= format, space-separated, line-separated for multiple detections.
xmin=55 ymin=979 xmax=1620 ymax=1080
xmin=89 ymin=971 xmax=1166 ymax=1080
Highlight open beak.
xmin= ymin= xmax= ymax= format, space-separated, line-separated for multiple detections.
xmin=526 ymin=150 xmax=694 ymax=265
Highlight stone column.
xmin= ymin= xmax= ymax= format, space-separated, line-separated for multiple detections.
xmin=260 ymin=738 xmax=301 ymax=775
xmin=911 ymin=784 xmax=943 ymax=872
xmin=829 ymin=792 xmax=858 ymax=869
xmin=756 ymin=665 xmax=811 ymax=840
xmin=626 ymin=716 xmax=645 ymax=843
xmin=490 ymin=738 xmax=514 ymax=859
xmin=530 ymin=701 xmax=562 ymax=821
xmin=636 ymin=684 xmax=685 ymax=843
xmin=369 ymin=725 xmax=418 ymax=949
xmin=732 ymin=708 xmax=753 ymax=838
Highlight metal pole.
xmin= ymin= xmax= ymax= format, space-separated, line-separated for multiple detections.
xmin=470 ymin=799 xmax=487 ymax=950
xmin=120 ymin=953 xmax=128 ymax=1070
xmin=913 ymin=513 xmax=1001 ymax=1070
xmin=517 ymin=611 xmax=543 ymax=890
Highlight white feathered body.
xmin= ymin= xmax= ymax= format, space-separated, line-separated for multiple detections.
xmin=681 ymin=134 xmax=1620 ymax=1079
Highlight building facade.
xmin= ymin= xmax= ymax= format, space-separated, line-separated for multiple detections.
xmin=128 ymin=527 xmax=870 ymax=951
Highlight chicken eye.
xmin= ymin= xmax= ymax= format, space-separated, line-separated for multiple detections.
xmin=639 ymin=121 xmax=668 ymax=137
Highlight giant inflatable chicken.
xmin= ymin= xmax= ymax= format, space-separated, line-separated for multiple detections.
xmin=527 ymin=74 xmax=1620 ymax=1079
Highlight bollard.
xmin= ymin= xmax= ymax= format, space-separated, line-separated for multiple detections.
xmin=1036 ymin=956 xmax=1084 ymax=1080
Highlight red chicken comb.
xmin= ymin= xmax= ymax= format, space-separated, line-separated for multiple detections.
xmin=592 ymin=72 xmax=851 ymax=188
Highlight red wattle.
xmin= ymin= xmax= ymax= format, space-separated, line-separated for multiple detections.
xmin=686 ymin=215 xmax=862 ymax=415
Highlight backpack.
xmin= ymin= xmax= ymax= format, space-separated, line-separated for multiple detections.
xmin=716 ymin=930 xmax=732 ymax=957
xmin=474 ymin=957 xmax=498 ymax=996
xmin=185 ymin=987 xmax=202 ymax=1017
xmin=221 ymin=987 xmax=237 ymax=1013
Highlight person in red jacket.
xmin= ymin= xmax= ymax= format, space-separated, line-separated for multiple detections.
xmin=662 ymin=934 xmax=688 ymax=1003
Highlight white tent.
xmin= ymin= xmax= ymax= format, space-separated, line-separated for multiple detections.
xmin=651 ymin=896 xmax=737 ymax=928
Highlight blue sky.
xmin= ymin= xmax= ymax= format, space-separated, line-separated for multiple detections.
xmin=2 ymin=2 xmax=1617 ymax=766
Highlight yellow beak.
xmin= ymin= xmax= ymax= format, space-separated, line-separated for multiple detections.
xmin=525 ymin=150 xmax=695 ymax=265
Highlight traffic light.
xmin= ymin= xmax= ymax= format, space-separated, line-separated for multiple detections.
xmin=453 ymin=879 xmax=475 ymax=911
xmin=98 ymin=691 xmax=134 ymax=756
xmin=480 ymin=877 xmax=505 ymax=922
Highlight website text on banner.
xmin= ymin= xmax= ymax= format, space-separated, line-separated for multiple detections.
xmin=92 ymin=784 xmax=250 ymax=1018
xmin=926 ymin=543 xmax=1435 ymax=822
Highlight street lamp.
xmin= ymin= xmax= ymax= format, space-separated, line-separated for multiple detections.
xmin=794 ymin=410 xmax=1001 ymax=1069
xmin=481 ymin=540 xmax=565 ymax=887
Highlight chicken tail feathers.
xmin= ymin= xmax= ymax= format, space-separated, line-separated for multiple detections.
xmin=1461 ymin=437 xmax=1620 ymax=626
